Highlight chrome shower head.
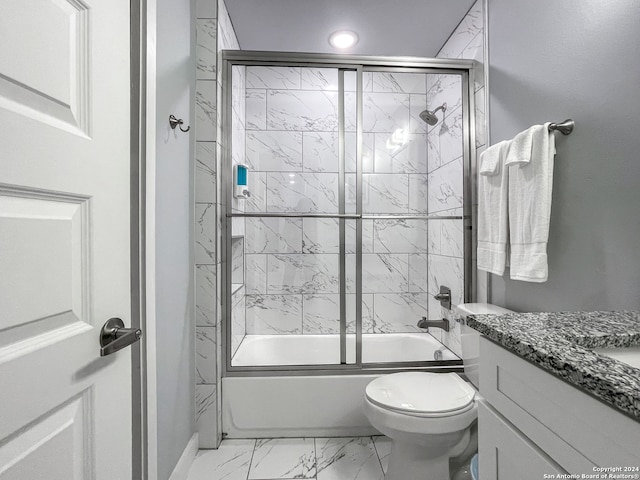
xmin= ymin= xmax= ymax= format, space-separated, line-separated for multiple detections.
xmin=419 ymin=103 xmax=447 ymax=126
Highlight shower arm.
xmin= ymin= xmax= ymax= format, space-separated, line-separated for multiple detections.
xmin=431 ymin=103 xmax=447 ymax=115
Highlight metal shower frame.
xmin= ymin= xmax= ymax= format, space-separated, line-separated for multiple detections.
xmin=221 ymin=51 xmax=478 ymax=377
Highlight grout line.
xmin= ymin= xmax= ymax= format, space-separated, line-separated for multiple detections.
xmin=370 ymin=435 xmax=386 ymax=475
xmin=245 ymin=438 xmax=257 ymax=480
xmin=428 ymin=153 xmax=465 ymax=174
xmin=313 ymin=437 xmax=318 ymax=478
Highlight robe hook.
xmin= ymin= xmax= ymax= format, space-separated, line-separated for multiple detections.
xmin=169 ymin=114 xmax=190 ymax=132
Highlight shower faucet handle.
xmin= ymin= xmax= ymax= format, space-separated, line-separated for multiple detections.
xmin=433 ymin=285 xmax=452 ymax=310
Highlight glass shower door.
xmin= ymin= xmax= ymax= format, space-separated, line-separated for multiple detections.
xmin=224 ymin=55 xmax=471 ymax=371
xmin=228 ymin=64 xmax=358 ymax=368
xmin=357 ymin=69 xmax=466 ymax=364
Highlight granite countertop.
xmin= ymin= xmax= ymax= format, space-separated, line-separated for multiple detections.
xmin=466 ymin=310 xmax=640 ymax=421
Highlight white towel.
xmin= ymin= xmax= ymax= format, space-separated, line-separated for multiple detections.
xmin=477 ymin=141 xmax=510 ymax=275
xmin=508 ymin=123 xmax=556 ymax=282
xmin=504 ymin=126 xmax=537 ymax=167
xmin=479 ymin=140 xmax=508 ymax=176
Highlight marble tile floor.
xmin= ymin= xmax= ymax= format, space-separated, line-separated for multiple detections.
xmin=187 ymin=436 xmax=392 ymax=480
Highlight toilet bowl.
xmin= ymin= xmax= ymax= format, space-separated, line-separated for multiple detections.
xmin=363 ymin=303 xmax=514 ymax=480
xmin=364 ymin=371 xmax=477 ymax=480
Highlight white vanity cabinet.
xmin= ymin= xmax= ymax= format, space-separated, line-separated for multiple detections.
xmin=478 ymin=337 xmax=640 ymax=479
xmin=478 ymin=402 xmax=565 ymax=478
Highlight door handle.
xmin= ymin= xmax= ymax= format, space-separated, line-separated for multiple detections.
xmin=100 ymin=317 xmax=142 ymax=356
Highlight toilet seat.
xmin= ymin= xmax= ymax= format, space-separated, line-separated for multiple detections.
xmin=365 ymin=372 xmax=475 ymax=418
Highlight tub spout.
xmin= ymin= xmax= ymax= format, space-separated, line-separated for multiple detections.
xmin=417 ymin=317 xmax=450 ymax=332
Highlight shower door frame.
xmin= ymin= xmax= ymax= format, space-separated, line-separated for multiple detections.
xmin=221 ymin=51 xmax=477 ymax=377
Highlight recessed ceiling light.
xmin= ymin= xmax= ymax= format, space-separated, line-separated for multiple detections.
xmin=329 ymin=30 xmax=358 ymax=49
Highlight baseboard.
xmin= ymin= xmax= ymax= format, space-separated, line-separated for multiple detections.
xmin=168 ymin=432 xmax=199 ymax=480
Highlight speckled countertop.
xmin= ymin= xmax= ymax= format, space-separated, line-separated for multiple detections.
xmin=466 ymin=311 xmax=640 ymax=421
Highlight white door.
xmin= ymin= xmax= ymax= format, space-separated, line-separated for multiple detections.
xmin=0 ymin=0 xmax=134 ymax=478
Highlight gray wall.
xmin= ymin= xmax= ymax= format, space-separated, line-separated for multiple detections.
xmin=155 ymin=0 xmax=196 ymax=477
xmin=487 ymin=0 xmax=640 ymax=311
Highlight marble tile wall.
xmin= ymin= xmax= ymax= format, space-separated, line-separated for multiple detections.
xmin=240 ymin=68 xmax=431 ymax=338
xmin=194 ymin=0 xmax=218 ymax=449
xmin=194 ymin=0 xmax=242 ymax=449
xmin=427 ymin=0 xmax=486 ymax=356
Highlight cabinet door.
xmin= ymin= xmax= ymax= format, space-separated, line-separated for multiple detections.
xmin=479 ymin=402 xmax=566 ymax=480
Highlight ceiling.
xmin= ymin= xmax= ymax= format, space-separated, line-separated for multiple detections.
xmin=224 ymin=0 xmax=477 ymax=57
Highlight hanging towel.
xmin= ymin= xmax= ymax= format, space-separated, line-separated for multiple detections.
xmin=479 ymin=140 xmax=507 ymax=175
xmin=504 ymin=125 xmax=537 ymax=167
xmin=507 ymin=123 xmax=556 ymax=282
xmin=477 ymin=140 xmax=510 ymax=275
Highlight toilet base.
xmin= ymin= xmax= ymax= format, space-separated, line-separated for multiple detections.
xmin=385 ymin=440 xmax=451 ymax=480
xmin=384 ymin=429 xmax=471 ymax=480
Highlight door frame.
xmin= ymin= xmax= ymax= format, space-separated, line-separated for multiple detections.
xmin=131 ymin=0 xmax=160 ymax=478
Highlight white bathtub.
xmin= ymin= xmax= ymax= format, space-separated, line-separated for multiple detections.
xmin=223 ymin=333 xmax=460 ymax=438
xmin=232 ymin=333 xmax=459 ymax=366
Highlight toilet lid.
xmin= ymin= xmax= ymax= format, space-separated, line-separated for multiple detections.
xmin=365 ymin=372 xmax=475 ymax=416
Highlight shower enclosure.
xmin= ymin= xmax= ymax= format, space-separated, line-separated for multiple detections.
xmin=221 ymin=52 xmax=476 ymax=376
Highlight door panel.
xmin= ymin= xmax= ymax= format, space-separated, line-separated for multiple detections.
xmin=0 ymin=393 xmax=91 ymax=480
xmin=0 ymin=0 xmax=133 ymax=478
xmin=0 ymin=188 xmax=89 ymax=342
xmin=0 ymin=0 xmax=90 ymax=135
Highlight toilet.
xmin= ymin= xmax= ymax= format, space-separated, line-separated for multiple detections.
xmin=363 ymin=303 xmax=514 ymax=480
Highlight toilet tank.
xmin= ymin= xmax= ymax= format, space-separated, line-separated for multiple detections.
xmin=456 ymin=303 xmax=514 ymax=388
